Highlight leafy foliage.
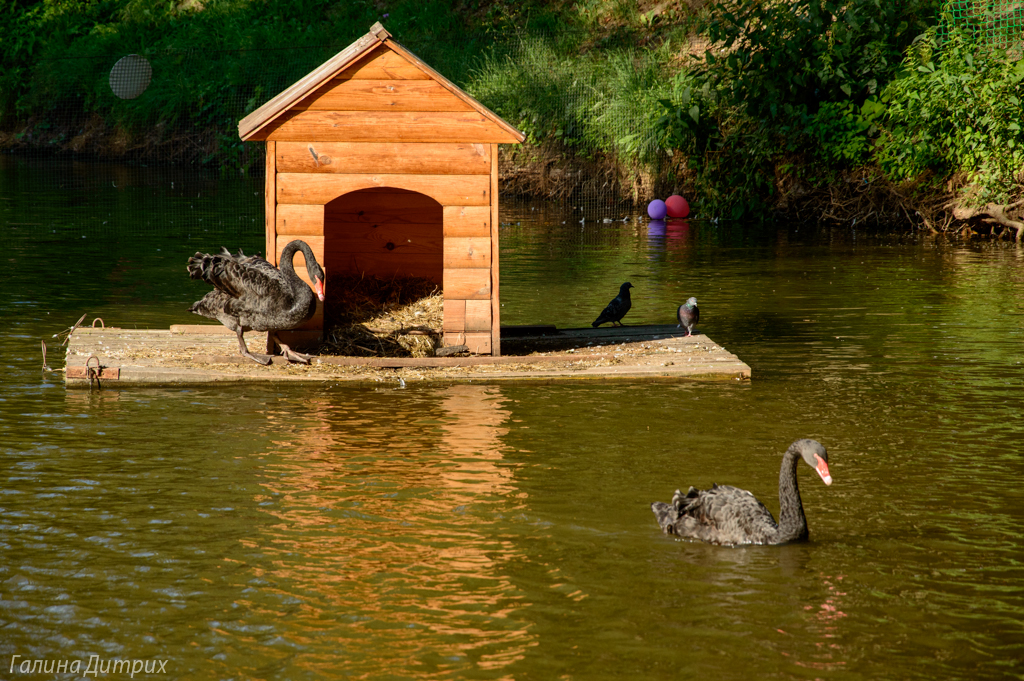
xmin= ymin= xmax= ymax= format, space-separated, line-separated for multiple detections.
xmin=0 ymin=0 xmax=576 ymax=170
xmin=877 ymin=24 xmax=1024 ymax=202
xmin=467 ymin=36 xmax=675 ymax=167
xmin=656 ymin=0 xmax=939 ymax=218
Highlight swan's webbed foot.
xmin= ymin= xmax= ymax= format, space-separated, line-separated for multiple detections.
xmin=243 ymin=351 xmax=274 ymax=366
xmin=278 ymin=343 xmax=313 ymax=364
xmin=236 ymin=328 xmax=273 ymax=365
xmin=268 ymin=333 xmax=315 ymax=364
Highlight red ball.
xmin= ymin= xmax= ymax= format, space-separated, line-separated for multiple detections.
xmin=665 ymin=194 xmax=690 ymax=218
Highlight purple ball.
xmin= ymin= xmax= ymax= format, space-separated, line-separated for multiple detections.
xmin=647 ymin=199 xmax=667 ymax=220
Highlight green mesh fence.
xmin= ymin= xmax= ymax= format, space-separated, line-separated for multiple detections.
xmin=942 ymin=0 xmax=1024 ymax=50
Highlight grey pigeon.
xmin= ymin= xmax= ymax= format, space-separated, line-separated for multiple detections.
xmin=677 ymin=297 xmax=699 ymax=336
xmin=592 ymin=282 xmax=634 ymax=327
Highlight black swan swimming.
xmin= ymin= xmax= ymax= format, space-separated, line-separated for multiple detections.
xmin=187 ymin=240 xmax=326 ymax=365
xmin=651 ymin=439 xmax=832 ymax=546
xmin=677 ymin=297 xmax=699 ymax=336
xmin=592 ymin=282 xmax=634 ymax=327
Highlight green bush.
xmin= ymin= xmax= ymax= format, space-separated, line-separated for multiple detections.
xmin=466 ymin=34 xmax=676 ymax=166
xmin=0 ymin=0 xmax=570 ymax=157
xmin=656 ymin=0 xmax=938 ymax=218
xmin=877 ymin=24 xmax=1024 ymax=202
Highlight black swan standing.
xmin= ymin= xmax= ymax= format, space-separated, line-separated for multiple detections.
xmin=187 ymin=240 xmax=326 ymax=365
xmin=651 ymin=439 xmax=832 ymax=546
xmin=677 ymin=296 xmax=699 ymax=336
xmin=592 ymin=281 xmax=634 ymax=327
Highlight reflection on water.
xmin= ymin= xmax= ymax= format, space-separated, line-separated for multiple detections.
xmin=240 ymin=386 xmax=532 ymax=677
xmin=2 ymin=161 xmax=1024 ymax=679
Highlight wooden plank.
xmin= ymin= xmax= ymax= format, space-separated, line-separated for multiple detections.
xmin=383 ymin=40 xmax=526 ymax=144
xmin=170 ymin=324 xmax=235 ymax=334
xmin=194 ymin=350 xmax=628 ymax=369
xmin=443 ymin=331 xmax=491 ymax=354
xmin=294 ymin=79 xmax=475 ymax=112
xmin=490 ymin=143 xmax=501 ymax=356
xmin=324 ymin=250 xmax=442 ymax=283
xmin=276 ymin=329 xmax=322 ymax=349
xmin=443 ymin=268 xmax=490 ymax=300
xmin=325 ymin=187 xmax=443 ymax=220
xmin=465 ymin=299 xmax=491 ymax=332
xmin=239 ymin=32 xmax=381 ymax=141
xmin=264 ymin=110 xmax=523 ymax=144
xmin=65 ymin=325 xmax=753 ymax=385
xmin=326 ymin=213 xmax=442 ymax=233
xmin=338 ymin=46 xmax=432 ymax=80
xmin=443 ymin=299 xmax=466 ymax=332
xmin=465 ymin=332 xmax=491 ymax=355
xmin=323 ymin=188 xmax=442 ymax=283
xmin=325 ymin=222 xmax=443 ymax=251
xmin=443 ymin=237 xmax=490 ymax=268
xmin=66 ymin=366 xmax=120 ymax=380
xmin=278 ymin=173 xmax=490 ymax=207
xmin=325 ymin=230 xmax=442 ymax=279
xmin=277 ymin=141 xmax=489 ymax=175
xmin=443 ymin=206 xmax=490 ymax=237
xmin=239 ymin=23 xmax=525 ymax=144
xmin=277 ymin=204 xmax=324 ymax=236
xmin=266 ymin=141 xmax=277 ymax=263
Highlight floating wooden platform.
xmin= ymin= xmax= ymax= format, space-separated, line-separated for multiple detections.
xmin=64 ymin=324 xmax=751 ymax=388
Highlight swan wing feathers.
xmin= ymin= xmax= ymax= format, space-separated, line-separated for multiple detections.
xmin=188 ymin=249 xmax=284 ymax=300
xmin=189 ymin=290 xmax=242 ymax=331
xmin=653 ymin=484 xmax=779 ymax=545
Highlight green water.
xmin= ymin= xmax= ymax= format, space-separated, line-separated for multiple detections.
xmin=2 ymin=158 xmax=1024 ymax=679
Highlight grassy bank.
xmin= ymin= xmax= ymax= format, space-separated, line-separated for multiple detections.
xmin=0 ymin=0 xmax=702 ymax=198
xmin=2 ymin=0 xmax=1022 ymax=237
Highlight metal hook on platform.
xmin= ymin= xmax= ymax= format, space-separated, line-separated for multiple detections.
xmin=85 ymin=355 xmax=102 ymax=389
xmin=91 ymin=318 xmax=105 ymax=329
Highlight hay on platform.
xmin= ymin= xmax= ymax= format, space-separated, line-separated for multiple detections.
xmin=320 ymin=274 xmax=443 ymax=358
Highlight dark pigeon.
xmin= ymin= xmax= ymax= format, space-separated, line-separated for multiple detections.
xmin=592 ymin=282 xmax=634 ymax=327
xmin=677 ymin=297 xmax=699 ymax=336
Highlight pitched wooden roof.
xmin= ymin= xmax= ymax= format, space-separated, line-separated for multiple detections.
xmin=238 ymin=22 xmax=525 ymax=144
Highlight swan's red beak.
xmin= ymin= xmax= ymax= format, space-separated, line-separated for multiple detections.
xmin=814 ymin=454 xmax=832 ymax=486
xmin=314 ymin=275 xmax=325 ymax=302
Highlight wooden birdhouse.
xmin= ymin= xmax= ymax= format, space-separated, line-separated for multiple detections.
xmin=238 ymin=22 xmax=525 ymax=356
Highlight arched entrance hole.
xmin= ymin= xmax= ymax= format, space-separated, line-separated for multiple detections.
xmin=323 ymin=187 xmax=443 ymax=328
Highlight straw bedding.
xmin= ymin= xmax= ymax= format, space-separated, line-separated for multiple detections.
xmin=318 ymin=274 xmax=443 ymax=358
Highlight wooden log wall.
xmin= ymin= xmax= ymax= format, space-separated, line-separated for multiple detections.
xmin=265 ymin=45 xmax=508 ymax=355
xmin=324 ymin=187 xmax=442 ymax=285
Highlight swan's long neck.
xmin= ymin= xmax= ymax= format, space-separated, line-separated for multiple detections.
xmin=279 ymin=241 xmax=318 ymax=280
xmin=278 ymin=241 xmax=303 ymax=276
xmin=775 ymin=448 xmax=809 ymax=543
